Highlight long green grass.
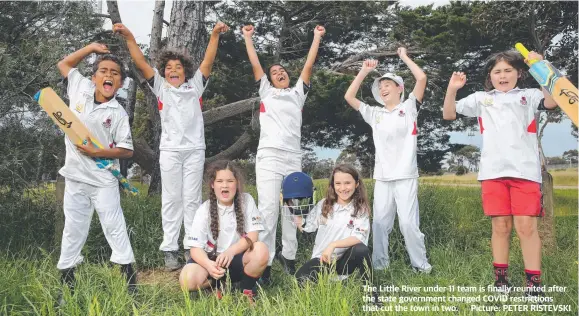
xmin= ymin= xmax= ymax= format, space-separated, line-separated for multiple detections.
xmin=421 ymin=168 xmax=578 ymax=187
xmin=1 ymin=184 xmax=577 ymax=315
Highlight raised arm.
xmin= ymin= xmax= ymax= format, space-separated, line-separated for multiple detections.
xmin=443 ymin=72 xmax=467 ymax=120
xmin=344 ymin=59 xmax=378 ymax=111
xmin=199 ymin=22 xmax=230 ymax=78
xmin=398 ymin=47 xmax=427 ymax=103
xmin=57 ymin=43 xmax=109 ymax=78
xmin=112 ymin=23 xmax=155 ymax=80
xmin=242 ymin=25 xmax=265 ymax=81
xmin=300 ymin=25 xmax=326 ymax=85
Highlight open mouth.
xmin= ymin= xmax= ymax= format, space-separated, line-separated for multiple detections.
xmin=277 ymin=76 xmax=285 ymax=82
xmin=169 ymin=74 xmax=181 ymax=84
xmin=499 ymin=80 xmax=509 ymax=85
xmin=103 ymin=80 xmax=114 ymax=93
xmin=220 ymin=189 xmax=231 ymax=199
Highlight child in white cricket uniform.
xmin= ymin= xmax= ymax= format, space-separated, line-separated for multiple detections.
xmin=294 ymin=164 xmax=372 ymax=284
xmin=443 ymin=50 xmax=557 ymax=296
xmin=114 ymin=22 xmax=230 ymax=270
xmin=179 ymin=160 xmax=268 ymax=303
xmin=56 ymin=43 xmax=137 ymax=295
xmin=344 ymin=49 xmax=432 ymax=273
xmin=242 ymin=24 xmax=325 ymax=281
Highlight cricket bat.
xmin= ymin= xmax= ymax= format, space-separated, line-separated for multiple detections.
xmin=34 ymin=88 xmax=139 ymax=195
xmin=515 ymin=43 xmax=578 ymax=127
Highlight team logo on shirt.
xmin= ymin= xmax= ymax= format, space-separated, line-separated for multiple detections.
xmin=102 ymin=116 xmax=112 ymax=129
xmin=355 ymin=227 xmax=368 ymax=236
xmin=483 ymin=98 xmax=493 ymax=106
xmin=252 ymin=216 xmax=262 ymax=225
xmin=520 ymin=96 xmax=527 ymax=105
xmin=346 ymin=219 xmax=354 ymax=229
xmin=74 ymin=103 xmax=84 ymax=113
xmin=398 ymin=110 xmax=405 ymax=117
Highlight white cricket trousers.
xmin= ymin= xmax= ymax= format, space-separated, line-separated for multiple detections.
xmin=372 ymin=178 xmax=431 ymax=271
xmin=57 ymin=179 xmax=135 ymax=270
xmin=256 ymin=148 xmax=301 ymax=265
xmin=159 ymin=149 xmax=205 ymax=251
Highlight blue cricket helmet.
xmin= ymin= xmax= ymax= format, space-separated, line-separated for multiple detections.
xmin=282 ymin=172 xmax=314 ymax=199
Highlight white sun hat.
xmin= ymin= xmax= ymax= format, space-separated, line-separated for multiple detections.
xmin=371 ymin=73 xmax=405 ymax=105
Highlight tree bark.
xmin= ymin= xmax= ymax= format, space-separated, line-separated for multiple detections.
xmin=166 ymin=1 xmax=207 ymax=65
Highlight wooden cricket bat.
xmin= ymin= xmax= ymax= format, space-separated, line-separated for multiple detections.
xmin=34 ymin=88 xmax=139 ymax=195
xmin=515 ymin=43 xmax=578 ymax=127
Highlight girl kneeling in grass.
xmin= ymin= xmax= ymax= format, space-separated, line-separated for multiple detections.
xmin=179 ymin=160 xmax=269 ymax=302
xmin=294 ymin=164 xmax=372 ymax=284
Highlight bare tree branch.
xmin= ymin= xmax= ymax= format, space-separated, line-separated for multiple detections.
xmin=203 ymin=97 xmax=260 ymax=125
xmin=205 ymin=131 xmax=253 ymax=164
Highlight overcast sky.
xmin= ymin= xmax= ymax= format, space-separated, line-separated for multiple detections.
xmin=100 ymin=0 xmax=577 ymax=159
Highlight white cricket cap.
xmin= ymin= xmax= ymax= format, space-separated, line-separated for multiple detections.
xmin=372 ymin=73 xmax=405 ymax=105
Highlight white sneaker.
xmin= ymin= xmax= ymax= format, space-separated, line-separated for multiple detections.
xmin=330 ymin=275 xmax=349 ymax=282
xmin=412 ymin=265 xmax=433 ymax=274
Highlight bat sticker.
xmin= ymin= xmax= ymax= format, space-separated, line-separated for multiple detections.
xmin=53 ymin=111 xmax=72 ymax=128
xmin=560 ymin=89 xmax=578 ymax=105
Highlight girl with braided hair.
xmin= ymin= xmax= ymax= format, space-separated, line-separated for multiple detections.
xmin=179 ymin=160 xmax=268 ymax=302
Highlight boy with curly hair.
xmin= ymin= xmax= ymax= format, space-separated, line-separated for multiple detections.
xmin=114 ymin=21 xmax=230 ymax=270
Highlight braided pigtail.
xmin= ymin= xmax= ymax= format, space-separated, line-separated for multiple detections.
xmin=234 ymin=192 xmax=253 ymax=251
xmin=208 ymin=189 xmax=220 ymax=260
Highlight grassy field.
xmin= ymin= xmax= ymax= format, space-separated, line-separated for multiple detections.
xmin=1 ymin=183 xmax=577 ymax=315
xmin=421 ymin=168 xmax=578 ymax=187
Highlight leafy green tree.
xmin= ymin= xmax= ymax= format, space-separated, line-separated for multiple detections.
xmin=0 ymin=2 xmax=103 ymax=188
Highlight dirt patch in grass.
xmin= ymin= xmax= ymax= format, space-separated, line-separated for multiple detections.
xmin=138 ymin=268 xmax=181 ymax=286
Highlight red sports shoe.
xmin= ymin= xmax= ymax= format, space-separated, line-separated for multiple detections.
xmin=242 ymin=289 xmax=255 ymax=305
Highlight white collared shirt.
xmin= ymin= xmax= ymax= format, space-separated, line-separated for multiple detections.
xmin=303 ymin=199 xmax=370 ymax=260
xmin=58 ymin=68 xmax=133 ymax=187
xmin=149 ymin=68 xmax=207 ymax=151
xmin=257 ymin=74 xmax=308 ymax=153
xmin=456 ymin=88 xmax=544 ymax=183
xmin=359 ymin=93 xmax=419 ymax=181
xmin=185 ymin=193 xmax=264 ymax=254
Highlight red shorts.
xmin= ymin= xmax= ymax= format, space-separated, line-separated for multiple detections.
xmin=481 ymin=178 xmax=543 ymax=217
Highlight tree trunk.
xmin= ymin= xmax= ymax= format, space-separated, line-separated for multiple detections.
xmin=125 ymin=78 xmax=137 ymax=126
xmin=150 ymin=1 xmax=165 ymax=61
xmin=166 ymin=1 xmax=207 ymax=65
xmin=539 ymin=169 xmax=555 ymax=250
xmin=119 ymin=78 xmax=137 ymax=189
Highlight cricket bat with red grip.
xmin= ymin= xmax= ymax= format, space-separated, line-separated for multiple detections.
xmin=515 ymin=43 xmax=578 ymax=127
